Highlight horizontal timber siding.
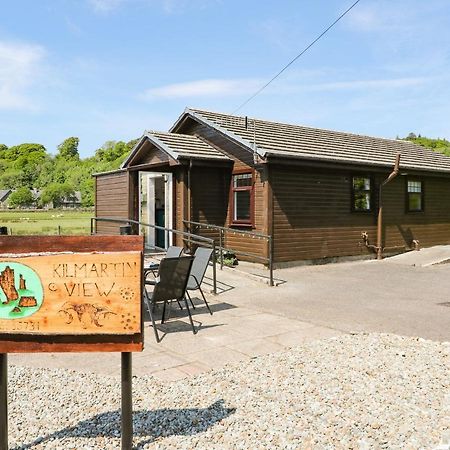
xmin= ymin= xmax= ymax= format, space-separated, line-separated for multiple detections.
xmin=271 ymin=165 xmax=450 ymax=263
xmin=95 ymin=171 xmax=130 ymax=235
xmin=180 ymin=118 xmax=268 ymax=261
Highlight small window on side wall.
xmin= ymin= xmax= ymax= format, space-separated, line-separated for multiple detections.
xmin=407 ymin=179 xmax=423 ymax=212
xmin=352 ymin=176 xmax=372 ymax=212
xmin=231 ymin=172 xmax=253 ymax=225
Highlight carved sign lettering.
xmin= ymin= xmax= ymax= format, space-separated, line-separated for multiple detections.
xmin=0 ymin=252 xmax=141 ymax=336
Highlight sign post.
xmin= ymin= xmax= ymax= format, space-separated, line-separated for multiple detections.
xmin=121 ymin=352 xmax=133 ymax=450
xmin=0 ymin=235 xmax=144 ymax=450
xmin=0 ymin=353 xmax=7 ymax=450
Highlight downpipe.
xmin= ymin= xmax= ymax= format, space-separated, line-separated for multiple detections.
xmin=361 ymin=232 xmax=420 ymax=256
xmin=376 ymin=153 xmax=400 ymax=260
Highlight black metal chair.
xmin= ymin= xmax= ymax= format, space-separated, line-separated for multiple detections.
xmin=186 ymin=247 xmax=214 ymax=315
xmin=144 ymin=245 xmax=183 ymax=278
xmin=143 ymin=256 xmax=195 ymax=343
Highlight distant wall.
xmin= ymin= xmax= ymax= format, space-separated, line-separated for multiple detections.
xmin=271 ymin=164 xmax=450 ymax=263
xmin=94 ymin=171 xmax=131 ymax=235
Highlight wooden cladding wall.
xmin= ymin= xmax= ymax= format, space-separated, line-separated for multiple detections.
xmin=271 ymin=165 xmax=450 ymax=263
xmin=181 ymin=118 xmax=268 ymax=259
xmin=95 ymin=171 xmax=130 ymax=235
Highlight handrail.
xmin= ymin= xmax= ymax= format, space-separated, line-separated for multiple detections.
xmin=185 ymin=220 xmax=271 ymax=239
xmin=183 ymin=220 xmax=274 ymax=287
xmin=91 ymin=217 xmax=217 ymax=294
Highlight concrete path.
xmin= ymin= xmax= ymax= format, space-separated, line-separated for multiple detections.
xmin=229 ymin=258 xmax=450 ymax=342
xmin=382 ymin=245 xmax=450 ymax=266
xmin=9 ymin=269 xmax=342 ymax=379
xmin=10 ymin=251 xmax=450 ymax=379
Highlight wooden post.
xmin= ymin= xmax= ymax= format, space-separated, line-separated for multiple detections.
xmin=0 ymin=354 xmax=7 ymax=450
xmin=121 ymin=352 xmax=133 ymax=450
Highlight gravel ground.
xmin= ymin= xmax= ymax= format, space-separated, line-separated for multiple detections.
xmin=8 ymin=333 xmax=450 ymax=449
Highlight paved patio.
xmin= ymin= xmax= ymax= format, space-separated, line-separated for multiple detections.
xmin=9 ymin=266 xmax=342 ymax=380
xmin=10 ymin=252 xmax=450 ymax=379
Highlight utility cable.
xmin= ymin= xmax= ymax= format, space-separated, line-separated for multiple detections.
xmin=231 ymin=0 xmax=362 ymax=114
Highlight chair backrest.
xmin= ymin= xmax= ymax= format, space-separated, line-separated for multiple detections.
xmin=152 ymin=256 xmax=194 ymax=303
xmin=165 ymin=246 xmax=183 ymax=258
xmin=187 ymin=247 xmax=214 ymax=289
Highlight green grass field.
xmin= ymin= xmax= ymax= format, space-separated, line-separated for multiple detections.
xmin=0 ymin=210 xmax=93 ymax=235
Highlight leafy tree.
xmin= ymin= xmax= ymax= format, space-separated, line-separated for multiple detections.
xmin=0 ymin=169 xmax=26 ymax=189
xmin=404 ymin=134 xmax=450 ymax=157
xmin=2 ymin=143 xmax=46 ymax=161
xmin=57 ymin=137 xmax=80 ymax=160
xmin=8 ymin=187 xmax=34 ymax=208
xmin=0 ymin=136 xmax=136 ymax=208
xmin=40 ymin=182 xmax=75 ymax=207
xmin=95 ymin=140 xmax=134 ymax=163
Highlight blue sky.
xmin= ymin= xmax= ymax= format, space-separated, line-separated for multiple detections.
xmin=1 ymin=0 xmax=449 ymax=157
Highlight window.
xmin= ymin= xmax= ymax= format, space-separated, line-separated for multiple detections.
xmin=407 ymin=179 xmax=423 ymax=212
xmin=352 ymin=176 xmax=372 ymax=211
xmin=231 ymin=172 xmax=253 ymax=225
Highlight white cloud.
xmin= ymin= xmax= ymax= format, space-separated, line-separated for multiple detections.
xmin=87 ymin=0 xmax=124 ymax=13
xmin=0 ymin=41 xmax=46 ymax=110
xmin=346 ymin=6 xmax=381 ymax=32
xmin=87 ymin=0 xmax=216 ymax=14
xmin=307 ymin=77 xmax=429 ymax=92
xmin=141 ymin=78 xmax=262 ymax=99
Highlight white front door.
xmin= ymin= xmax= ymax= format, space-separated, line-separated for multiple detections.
xmin=139 ymin=172 xmax=173 ymax=250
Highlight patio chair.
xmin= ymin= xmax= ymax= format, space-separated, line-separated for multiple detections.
xmin=185 ymin=247 xmax=214 ymax=315
xmin=144 ymin=245 xmax=183 ymax=278
xmin=143 ymin=255 xmax=195 ymax=343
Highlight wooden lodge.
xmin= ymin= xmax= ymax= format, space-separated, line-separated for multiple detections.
xmin=94 ymin=108 xmax=450 ymax=266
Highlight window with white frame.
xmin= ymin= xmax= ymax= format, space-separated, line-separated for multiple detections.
xmin=407 ymin=179 xmax=423 ymax=212
xmin=231 ymin=172 xmax=253 ymax=224
xmin=352 ymin=176 xmax=372 ymax=212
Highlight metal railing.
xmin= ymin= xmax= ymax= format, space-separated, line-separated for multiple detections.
xmin=91 ymin=217 xmax=218 ymax=294
xmin=183 ymin=220 xmax=274 ymax=286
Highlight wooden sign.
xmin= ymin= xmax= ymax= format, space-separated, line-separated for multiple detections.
xmin=0 ymin=235 xmax=144 ymax=353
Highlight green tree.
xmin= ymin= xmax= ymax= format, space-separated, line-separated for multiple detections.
xmin=0 ymin=169 xmax=26 ymax=189
xmin=3 ymin=143 xmax=46 ymax=161
xmin=40 ymin=182 xmax=75 ymax=208
xmin=8 ymin=187 xmax=34 ymax=208
xmin=57 ymin=137 xmax=80 ymax=160
xmin=404 ymin=134 xmax=450 ymax=157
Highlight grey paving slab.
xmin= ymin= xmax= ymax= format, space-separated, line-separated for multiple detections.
xmin=10 ymin=251 xmax=448 ymax=379
xmin=381 ymin=245 xmax=450 ymax=266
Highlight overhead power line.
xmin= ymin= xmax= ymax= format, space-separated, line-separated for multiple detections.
xmin=231 ymin=0 xmax=362 ymax=114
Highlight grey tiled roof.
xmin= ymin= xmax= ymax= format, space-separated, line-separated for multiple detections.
xmin=147 ymin=131 xmax=230 ymax=161
xmin=184 ymin=108 xmax=450 ymax=173
xmin=0 ymin=190 xmax=11 ymax=202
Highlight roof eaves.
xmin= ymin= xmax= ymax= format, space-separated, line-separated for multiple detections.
xmin=92 ymin=168 xmax=128 ymax=177
xmin=168 ymin=107 xmax=191 ymax=133
xmin=180 ymin=108 xmax=267 ymax=159
xmin=145 ymin=132 xmax=180 ymax=161
xmin=120 ymin=134 xmax=148 ymax=169
xmin=264 ymin=151 xmax=450 ymax=174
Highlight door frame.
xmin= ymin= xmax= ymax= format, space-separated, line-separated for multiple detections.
xmin=138 ymin=171 xmax=173 ymax=249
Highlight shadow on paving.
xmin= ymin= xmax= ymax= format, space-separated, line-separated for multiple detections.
xmin=12 ymin=400 xmax=235 ymax=450
xmin=202 ymin=275 xmax=235 ymax=294
xmin=142 ymin=299 xmax=236 ymax=341
xmin=142 ymin=298 xmax=237 ymax=324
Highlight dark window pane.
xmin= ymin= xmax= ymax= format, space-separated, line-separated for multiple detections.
xmin=353 ymin=176 xmax=371 ymax=211
xmin=409 ymin=193 xmax=422 ymax=211
xmin=353 ymin=177 xmax=370 ymax=191
xmin=234 ymin=190 xmax=250 ymax=220
xmin=354 ymin=192 xmax=371 ymax=211
xmin=233 ymin=173 xmax=252 ymax=188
